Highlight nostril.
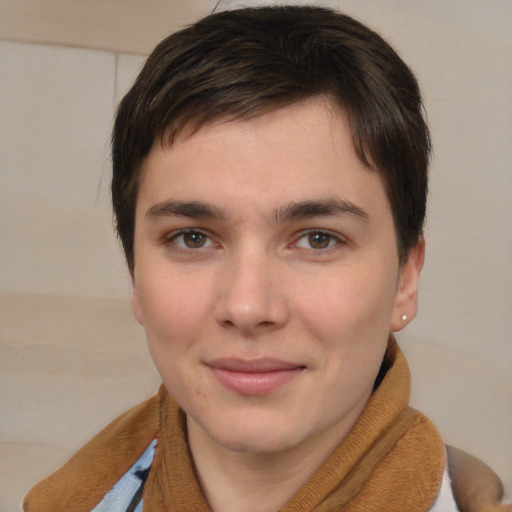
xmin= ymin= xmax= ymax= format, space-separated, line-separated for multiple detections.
xmin=221 ymin=319 xmax=274 ymax=329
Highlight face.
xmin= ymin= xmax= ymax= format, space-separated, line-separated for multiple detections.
xmin=132 ymin=99 xmax=423 ymax=456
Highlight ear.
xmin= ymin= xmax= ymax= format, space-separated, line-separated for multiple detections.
xmin=131 ymin=273 xmax=145 ymax=327
xmin=391 ymin=237 xmax=425 ymax=332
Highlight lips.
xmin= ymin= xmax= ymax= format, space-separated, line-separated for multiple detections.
xmin=207 ymin=358 xmax=305 ymax=396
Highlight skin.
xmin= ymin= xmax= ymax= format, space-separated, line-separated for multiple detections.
xmin=131 ymin=98 xmax=424 ymax=512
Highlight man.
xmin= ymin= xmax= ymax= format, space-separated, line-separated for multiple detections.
xmin=24 ymin=6 xmax=509 ymax=512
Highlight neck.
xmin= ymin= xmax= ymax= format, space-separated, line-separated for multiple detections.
xmin=187 ymin=414 xmax=358 ymax=512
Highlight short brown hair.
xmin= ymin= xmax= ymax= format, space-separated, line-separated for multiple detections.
xmin=112 ymin=6 xmax=430 ymax=270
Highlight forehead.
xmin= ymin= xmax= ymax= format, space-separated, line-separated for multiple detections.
xmin=137 ymin=99 xmax=390 ymax=219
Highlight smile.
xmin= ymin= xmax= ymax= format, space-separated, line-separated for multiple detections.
xmin=207 ymin=358 xmax=306 ymax=396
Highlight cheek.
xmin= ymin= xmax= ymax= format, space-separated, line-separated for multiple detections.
xmin=135 ymin=270 xmax=212 ymax=351
xmin=297 ymin=265 xmax=397 ymax=342
xmin=136 ymin=277 xmax=210 ymax=401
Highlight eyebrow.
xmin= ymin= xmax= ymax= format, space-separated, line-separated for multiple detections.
xmin=273 ymin=198 xmax=369 ymax=224
xmin=145 ymin=200 xmax=227 ymax=221
xmin=145 ymin=198 xmax=369 ymax=224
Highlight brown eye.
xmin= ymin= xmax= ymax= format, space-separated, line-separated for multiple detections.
xmin=182 ymin=231 xmax=207 ymax=248
xmin=294 ymin=230 xmax=342 ymax=251
xmin=307 ymin=232 xmax=332 ymax=249
xmin=169 ymin=230 xmax=212 ymax=249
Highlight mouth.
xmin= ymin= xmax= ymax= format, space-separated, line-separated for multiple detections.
xmin=206 ymin=358 xmax=306 ymax=396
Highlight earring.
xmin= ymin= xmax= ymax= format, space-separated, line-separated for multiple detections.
xmin=401 ymin=314 xmax=408 ymax=321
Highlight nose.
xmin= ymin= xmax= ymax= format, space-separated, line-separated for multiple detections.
xmin=214 ymin=248 xmax=289 ymax=336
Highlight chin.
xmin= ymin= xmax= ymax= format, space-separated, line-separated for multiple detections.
xmin=207 ymin=414 xmax=301 ymax=455
xmin=219 ymin=433 xmax=295 ymax=455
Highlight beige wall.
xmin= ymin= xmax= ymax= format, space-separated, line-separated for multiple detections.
xmin=1 ymin=1 xmax=510 ymax=510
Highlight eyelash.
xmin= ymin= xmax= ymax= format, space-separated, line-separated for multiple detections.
xmin=293 ymin=230 xmax=345 ymax=251
xmin=165 ymin=229 xmax=345 ymax=252
xmin=165 ymin=229 xmax=215 ymax=250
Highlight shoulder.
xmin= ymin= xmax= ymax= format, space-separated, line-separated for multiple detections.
xmin=91 ymin=439 xmax=156 ymax=512
xmin=23 ymin=390 xmax=162 ymax=512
